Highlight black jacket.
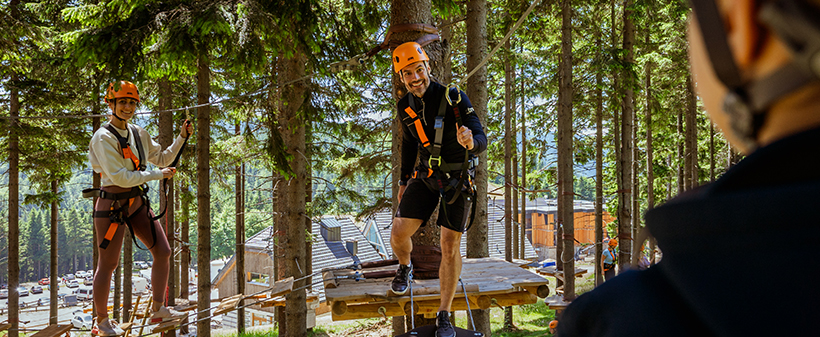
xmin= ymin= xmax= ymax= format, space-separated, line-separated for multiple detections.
xmin=557 ymin=126 xmax=820 ymax=337
xmin=397 ymin=81 xmax=487 ymax=184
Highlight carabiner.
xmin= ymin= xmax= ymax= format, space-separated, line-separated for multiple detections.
xmin=446 ymin=83 xmax=462 ymax=106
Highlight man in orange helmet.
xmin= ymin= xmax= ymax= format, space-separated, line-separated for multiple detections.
xmin=557 ymin=0 xmax=820 ymax=335
xmin=88 ymin=81 xmax=191 ymax=336
xmin=389 ymin=42 xmax=487 ymax=337
xmin=601 ymin=238 xmax=617 ymax=281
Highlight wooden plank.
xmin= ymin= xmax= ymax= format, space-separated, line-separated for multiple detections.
xmin=29 ymin=324 xmax=72 ymax=337
xmin=213 ymin=294 xmax=243 ymax=316
xmin=269 ymin=276 xmax=294 ymax=298
xmin=151 ymin=317 xmax=184 ymax=334
xmin=0 ymin=323 xmax=11 ymax=332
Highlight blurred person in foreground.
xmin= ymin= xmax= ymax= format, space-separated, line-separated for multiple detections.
xmin=557 ymin=0 xmax=820 ymax=335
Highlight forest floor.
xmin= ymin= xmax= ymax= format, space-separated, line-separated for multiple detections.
xmin=213 ymin=261 xmax=599 ymax=337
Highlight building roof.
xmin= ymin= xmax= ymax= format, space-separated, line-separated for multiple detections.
xmin=361 ymin=199 xmax=538 ymax=261
xmin=211 ymin=216 xmax=382 ymax=303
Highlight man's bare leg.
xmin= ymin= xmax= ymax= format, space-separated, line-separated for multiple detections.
xmin=391 ymin=217 xmax=424 ymax=265
xmin=438 ymin=227 xmax=463 ymax=312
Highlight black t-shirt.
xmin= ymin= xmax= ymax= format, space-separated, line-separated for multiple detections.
xmin=396 ymin=81 xmax=487 ymax=183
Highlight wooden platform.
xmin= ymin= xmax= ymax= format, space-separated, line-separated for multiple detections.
xmin=325 ymin=257 xmax=550 ymax=321
xmin=29 ymin=324 xmax=72 ymax=337
xmin=537 ymin=267 xmax=588 ymax=281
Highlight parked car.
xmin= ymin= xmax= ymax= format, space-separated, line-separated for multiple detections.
xmin=17 ymin=287 xmax=29 ymax=296
xmin=75 ymin=271 xmax=87 ymax=278
xmin=84 ymin=276 xmax=93 ymax=286
xmin=76 ymin=287 xmax=92 ymax=301
xmin=0 ymin=289 xmax=7 ymax=298
xmin=71 ymin=313 xmax=94 ymax=330
xmin=62 ymin=274 xmax=75 ymax=283
xmin=29 ymin=285 xmax=43 ymax=294
xmin=134 ymin=261 xmax=149 ymax=270
xmin=38 ymin=278 xmax=50 ymax=285
xmin=63 ymin=294 xmax=78 ymax=307
xmin=66 ymin=280 xmax=79 ymax=288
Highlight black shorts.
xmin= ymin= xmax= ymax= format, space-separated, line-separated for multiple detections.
xmin=396 ymin=177 xmax=471 ymax=232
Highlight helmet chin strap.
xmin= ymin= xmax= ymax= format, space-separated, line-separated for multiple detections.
xmin=690 ymin=0 xmax=820 ymax=151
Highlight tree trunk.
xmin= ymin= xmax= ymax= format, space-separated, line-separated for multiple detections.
xmin=503 ymin=37 xmax=515 ymax=331
xmin=123 ymin=229 xmax=133 ymax=321
xmin=594 ymin=19 xmax=604 ymax=287
xmin=465 ymin=0 xmax=490 ymax=333
xmin=49 ymin=181 xmax=58 ymax=324
xmin=235 ymin=122 xmax=246 ymax=334
xmin=196 ymin=49 xmax=212 ymax=337
xmin=391 ymin=0 xmax=445 ymax=330
xmin=619 ymin=0 xmax=635 ymax=271
xmin=179 ymin=180 xmax=190 ymax=335
xmin=685 ymin=75 xmax=698 ymax=189
xmin=558 ymin=0 xmax=575 ymax=300
xmin=278 ymin=42 xmax=309 ymax=336
xmin=158 ymin=79 xmax=175 ymax=335
xmin=645 ymin=37 xmax=657 ymax=266
xmin=8 ymin=52 xmax=20 ymax=337
xmin=710 ymin=123 xmax=715 ymax=182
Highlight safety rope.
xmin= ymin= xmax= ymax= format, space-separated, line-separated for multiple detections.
xmin=452 ymin=0 xmax=541 ymax=89
xmin=0 ymin=54 xmax=366 ymax=121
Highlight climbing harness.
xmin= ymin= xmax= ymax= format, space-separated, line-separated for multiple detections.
xmin=402 ymin=87 xmax=479 ymax=232
xmin=83 ymin=121 xmax=189 ymax=251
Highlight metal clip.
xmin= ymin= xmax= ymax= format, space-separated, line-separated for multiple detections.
xmin=446 ymin=83 xmax=462 ymax=106
xmin=428 ymin=156 xmax=442 ymax=168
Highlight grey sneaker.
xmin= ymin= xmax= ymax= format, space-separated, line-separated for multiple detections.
xmin=92 ymin=317 xmax=123 ymax=336
xmin=151 ymin=306 xmax=187 ymax=324
xmin=390 ymin=263 xmax=413 ymax=295
xmin=109 ymin=319 xmax=125 ymax=336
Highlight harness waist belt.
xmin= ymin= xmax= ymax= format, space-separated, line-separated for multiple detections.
xmin=82 ymin=187 xmax=145 ymax=200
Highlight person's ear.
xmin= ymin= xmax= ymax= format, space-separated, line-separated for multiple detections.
xmin=107 ymin=100 xmax=116 ymax=111
xmin=725 ymin=0 xmax=763 ymax=71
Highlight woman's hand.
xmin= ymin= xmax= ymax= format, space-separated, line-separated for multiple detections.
xmin=162 ymin=167 xmax=177 ymax=179
xmin=180 ymin=120 xmax=194 ymax=138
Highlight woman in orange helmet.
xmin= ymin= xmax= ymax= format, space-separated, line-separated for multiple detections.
xmin=88 ymin=81 xmax=192 ymax=336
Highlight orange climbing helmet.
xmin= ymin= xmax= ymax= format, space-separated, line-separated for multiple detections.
xmin=392 ymin=42 xmax=429 ymax=73
xmin=609 ymin=238 xmax=618 ymax=247
xmin=104 ymin=81 xmax=140 ymax=103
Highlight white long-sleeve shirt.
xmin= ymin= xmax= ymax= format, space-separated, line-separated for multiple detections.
xmin=89 ymin=123 xmax=185 ymax=188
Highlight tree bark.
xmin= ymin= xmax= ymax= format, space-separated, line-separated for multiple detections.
xmin=158 ymin=79 xmax=175 ymax=335
xmin=619 ymin=0 xmax=635 ymax=270
xmin=645 ymin=37 xmax=657 ymax=265
xmin=594 ymin=18 xmax=604 ymax=287
xmin=278 ymin=42 xmax=309 ymax=336
xmin=558 ymin=0 xmax=575 ymax=300
xmin=179 ymin=181 xmax=190 ymax=335
xmin=196 ymin=49 xmax=212 ymax=337
xmin=49 ymin=181 xmax=58 ymax=324
xmin=465 ymin=0 xmax=490 ymax=333
xmin=503 ymin=37 xmax=515 ymax=330
xmin=123 ymin=229 xmax=133 ymax=321
xmin=8 ymin=43 xmax=20 ymax=337
xmin=684 ymin=75 xmax=697 ymax=190
xmin=235 ymin=122 xmax=246 ymax=334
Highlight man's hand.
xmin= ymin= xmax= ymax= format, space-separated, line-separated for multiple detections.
xmin=456 ymin=125 xmax=474 ymax=150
